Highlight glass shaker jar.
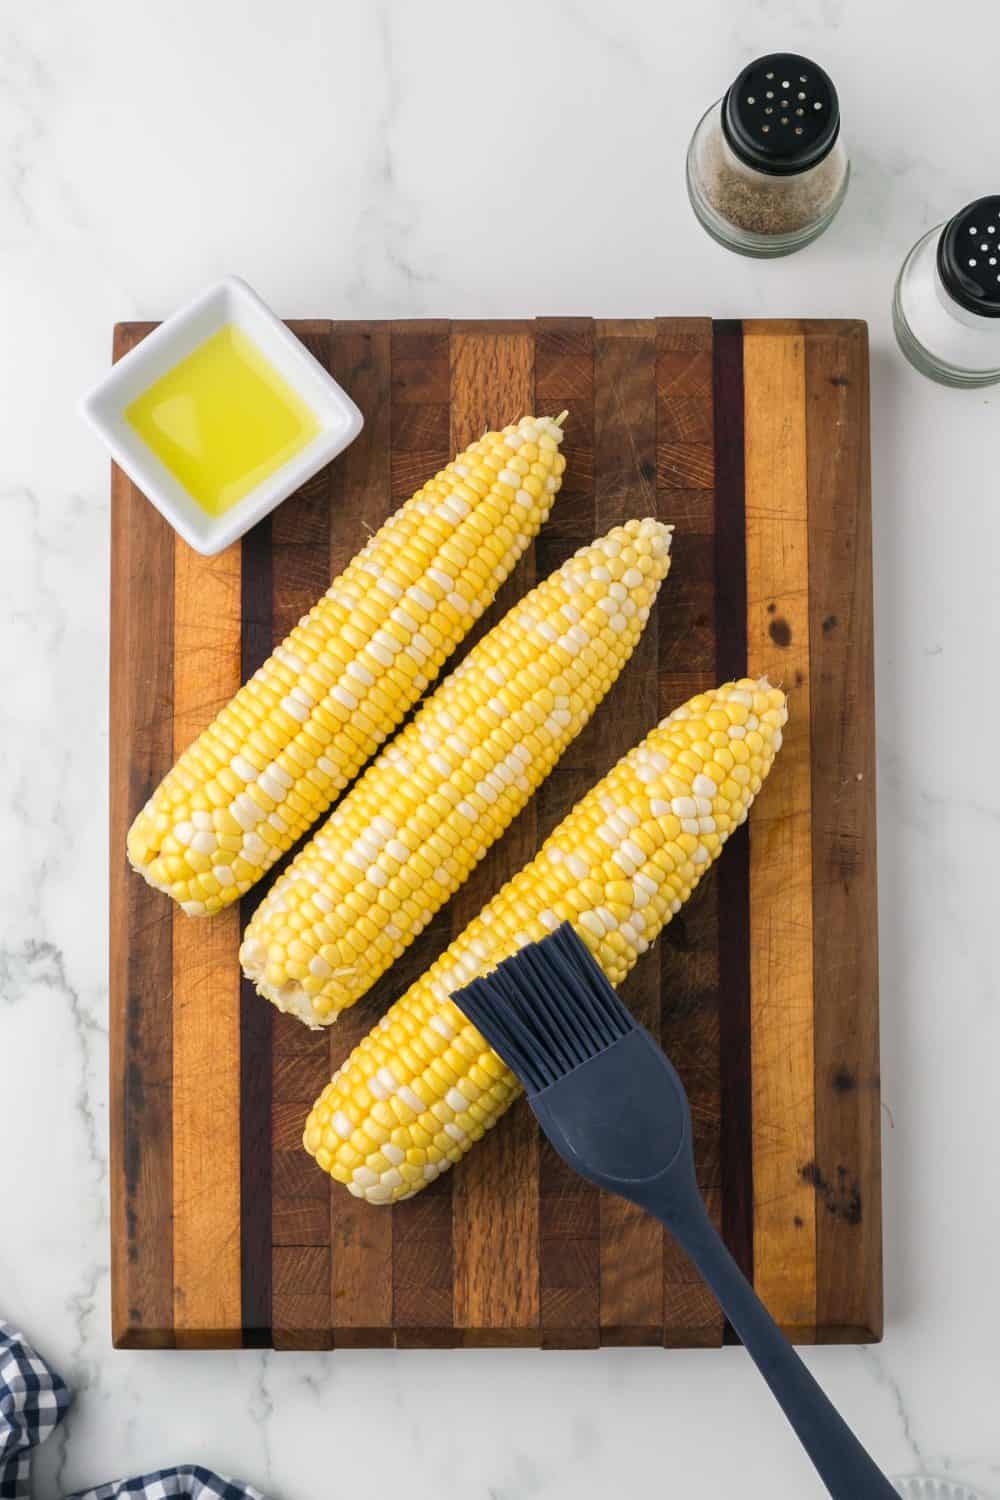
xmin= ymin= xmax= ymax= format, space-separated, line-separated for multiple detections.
xmin=893 ymin=197 xmax=1000 ymax=387
xmin=686 ymin=53 xmax=850 ymax=257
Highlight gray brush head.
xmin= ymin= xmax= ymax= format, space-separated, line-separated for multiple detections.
xmin=452 ymin=923 xmax=637 ymax=1094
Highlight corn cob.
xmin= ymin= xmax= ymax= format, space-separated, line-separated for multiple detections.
xmin=240 ymin=519 xmax=673 ymax=1025
xmin=127 ymin=414 xmax=567 ymax=915
xmin=304 ymin=679 xmax=787 ymax=1203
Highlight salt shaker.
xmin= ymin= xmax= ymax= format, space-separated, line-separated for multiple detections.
xmin=686 ymin=53 xmax=850 ymax=257
xmin=894 ymin=197 xmax=1000 ymax=387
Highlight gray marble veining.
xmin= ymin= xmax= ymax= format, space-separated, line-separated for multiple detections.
xmin=2 ymin=1 xmax=999 ymax=1495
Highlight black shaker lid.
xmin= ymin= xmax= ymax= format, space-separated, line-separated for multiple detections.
xmin=722 ymin=54 xmax=840 ymax=177
xmin=937 ymin=198 xmax=1000 ymax=319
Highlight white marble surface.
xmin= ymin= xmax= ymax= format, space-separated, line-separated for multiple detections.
xmin=2 ymin=1 xmax=999 ymax=1495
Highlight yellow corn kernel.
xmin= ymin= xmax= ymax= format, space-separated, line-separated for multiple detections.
xmin=304 ymin=678 xmax=788 ymax=1203
xmin=126 ymin=415 xmax=568 ymax=915
xmin=241 ymin=520 xmax=672 ymax=1025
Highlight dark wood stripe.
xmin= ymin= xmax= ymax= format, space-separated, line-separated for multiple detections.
xmin=270 ymin=1025 xmax=331 ymax=1348
xmin=805 ymin=324 xmax=883 ymax=1342
xmin=327 ymin=322 xmax=396 ymax=1346
xmin=267 ymin=323 xmax=336 ymax=1350
xmin=711 ymin=320 xmax=754 ymax=1312
xmin=110 ymin=325 xmax=177 ymax=1349
xmin=109 ymin=449 xmax=133 ymax=1347
xmin=534 ymin=318 xmax=601 ymax=1349
xmin=239 ymin=514 xmax=274 ymax=1348
xmin=450 ymin=328 xmax=539 ymax=1344
xmin=712 ymin=320 xmax=748 ymax=682
xmin=388 ymin=326 xmax=450 ymax=502
xmin=594 ymin=320 xmax=664 ymax=1343
xmin=656 ymin=317 xmax=725 ymax=1347
xmin=388 ymin=325 xmax=458 ymax=1341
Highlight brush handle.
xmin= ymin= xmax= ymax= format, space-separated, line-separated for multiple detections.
xmin=651 ymin=1190 xmax=896 ymax=1499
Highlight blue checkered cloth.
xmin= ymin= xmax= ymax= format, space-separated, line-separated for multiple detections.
xmin=65 ymin=1471 xmax=267 ymax=1500
xmin=0 ymin=1321 xmax=266 ymax=1500
xmin=0 ymin=1320 xmax=70 ymax=1499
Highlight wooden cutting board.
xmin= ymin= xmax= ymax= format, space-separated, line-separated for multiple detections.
xmin=110 ymin=317 xmax=881 ymax=1350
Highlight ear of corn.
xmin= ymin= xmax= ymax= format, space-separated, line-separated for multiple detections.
xmin=304 ymin=679 xmax=788 ymax=1203
xmin=127 ymin=414 xmax=567 ymax=915
xmin=240 ymin=519 xmax=673 ymax=1026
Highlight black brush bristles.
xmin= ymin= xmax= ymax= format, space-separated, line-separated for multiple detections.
xmin=452 ymin=923 xmax=637 ymax=1094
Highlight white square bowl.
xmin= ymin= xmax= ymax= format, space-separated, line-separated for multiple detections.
xmin=81 ymin=275 xmax=363 ymax=555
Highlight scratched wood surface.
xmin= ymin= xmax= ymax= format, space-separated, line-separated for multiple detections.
xmin=109 ymin=318 xmax=881 ymax=1349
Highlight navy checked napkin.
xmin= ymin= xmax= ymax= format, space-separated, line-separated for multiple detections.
xmin=0 ymin=1321 xmax=266 ymax=1500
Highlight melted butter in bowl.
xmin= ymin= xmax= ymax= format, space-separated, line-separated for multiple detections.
xmin=126 ymin=324 xmax=321 ymax=517
xmin=81 ymin=276 xmax=363 ymax=555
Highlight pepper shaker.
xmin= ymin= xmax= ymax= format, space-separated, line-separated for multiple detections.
xmin=686 ymin=53 xmax=850 ymax=257
xmin=894 ymin=197 xmax=1000 ymax=387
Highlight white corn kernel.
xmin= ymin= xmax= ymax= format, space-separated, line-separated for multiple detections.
xmin=302 ymin=676 xmax=787 ymax=1202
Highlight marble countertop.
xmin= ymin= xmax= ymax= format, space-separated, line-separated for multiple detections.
xmin=3 ymin=1 xmax=999 ymax=1495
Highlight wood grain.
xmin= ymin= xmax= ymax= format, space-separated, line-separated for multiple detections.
xmin=743 ymin=322 xmax=818 ymax=1340
xmin=110 ymin=322 xmax=176 ymax=1348
xmin=238 ymin=515 xmax=274 ymax=1349
xmin=268 ymin=323 xmax=335 ymax=1350
xmin=594 ymin=320 xmax=664 ymax=1343
xmin=110 ymin=317 xmax=881 ymax=1348
xmin=327 ymin=323 xmax=396 ymax=1345
xmin=388 ymin=326 xmax=456 ymax=1340
xmin=535 ymin=319 xmax=601 ymax=1349
xmin=656 ymin=317 xmax=726 ymax=1348
xmin=171 ymin=539 xmax=243 ymax=1347
xmin=450 ymin=329 xmax=540 ymax=1343
xmin=805 ymin=325 xmax=882 ymax=1342
xmin=711 ymin=321 xmax=754 ymax=1305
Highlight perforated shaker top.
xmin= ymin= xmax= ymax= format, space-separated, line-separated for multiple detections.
xmin=937 ymin=198 xmax=1000 ymax=319
xmin=722 ymin=53 xmax=840 ymax=177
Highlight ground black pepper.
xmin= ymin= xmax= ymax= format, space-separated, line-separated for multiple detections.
xmin=686 ymin=52 xmax=849 ymax=256
xmin=700 ymin=130 xmax=846 ymax=237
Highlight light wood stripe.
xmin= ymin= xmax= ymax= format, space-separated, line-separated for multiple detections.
xmin=743 ymin=321 xmax=817 ymax=1339
xmin=450 ymin=329 xmax=540 ymax=1343
xmin=171 ymin=539 xmax=243 ymax=1347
